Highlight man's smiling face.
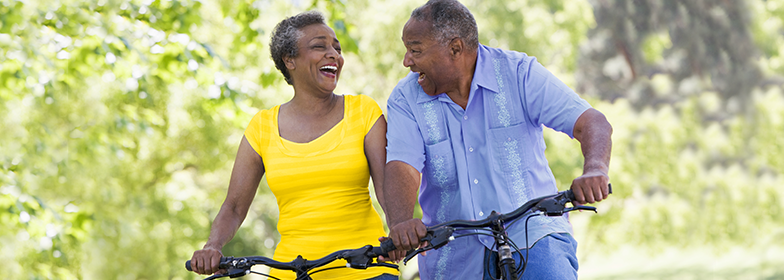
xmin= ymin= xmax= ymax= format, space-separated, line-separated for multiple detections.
xmin=401 ymin=18 xmax=459 ymax=96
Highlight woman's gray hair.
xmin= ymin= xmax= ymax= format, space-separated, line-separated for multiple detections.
xmin=270 ymin=11 xmax=326 ymax=85
xmin=411 ymin=0 xmax=478 ymax=50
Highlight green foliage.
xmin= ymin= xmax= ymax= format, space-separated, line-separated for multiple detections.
xmin=3 ymin=0 xmax=784 ymax=279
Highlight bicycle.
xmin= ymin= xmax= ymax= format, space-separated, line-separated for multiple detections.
xmin=383 ymin=185 xmax=610 ymax=280
xmin=186 ymin=185 xmax=608 ymax=280
xmin=185 ymin=243 xmax=398 ymax=280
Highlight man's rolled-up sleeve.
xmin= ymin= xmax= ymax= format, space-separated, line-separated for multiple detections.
xmin=386 ymin=88 xmax=426 ymax=173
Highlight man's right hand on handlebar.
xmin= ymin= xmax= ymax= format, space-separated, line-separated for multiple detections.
xmin=190 ymin=246 xmax=226 ymax=275
xmin=384 ymin=218 xmax=427 ymax=262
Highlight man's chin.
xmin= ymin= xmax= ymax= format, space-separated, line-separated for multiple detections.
xmin=418 ymin=82 xmax=437 ymax=96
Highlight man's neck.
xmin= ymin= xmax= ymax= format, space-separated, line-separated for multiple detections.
xmin=445 ymin=49 xmax=478 ymax=110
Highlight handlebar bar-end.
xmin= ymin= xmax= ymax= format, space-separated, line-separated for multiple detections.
xmin=185 ymin=260 xmax=192 ymax=271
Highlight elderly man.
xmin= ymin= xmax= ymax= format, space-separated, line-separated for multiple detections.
xmin=381 ymin=0 xmax=613 ymax=279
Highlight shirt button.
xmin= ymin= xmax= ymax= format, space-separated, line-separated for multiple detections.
xmin=473 ymin=179 xmax=478 ymax=184
xmin=479 ymin=211 xmax=484 ymax=217
xmin=469 ymin=147 xmax=474 ymax=152
xmin=463 ymin=115 xmax=468 ymax=120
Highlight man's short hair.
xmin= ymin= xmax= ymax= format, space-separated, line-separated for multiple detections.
xmin=269 ymin=11 xmax=326 ymax=85
xmin=411 ymin=0 xmax=479 ymax=50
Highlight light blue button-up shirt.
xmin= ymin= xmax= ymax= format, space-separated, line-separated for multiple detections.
xmin=386 ymin=45 xmax=592 ymax=279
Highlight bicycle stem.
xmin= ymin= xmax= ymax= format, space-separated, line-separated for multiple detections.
xmin=491 ymin=211 xmax=518 ymax=280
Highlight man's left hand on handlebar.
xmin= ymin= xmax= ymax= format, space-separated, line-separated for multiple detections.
xmin=570 ymin=170 xmax=610 ymax=205
xmin=380 ymin=218 xmax=427 ymax=262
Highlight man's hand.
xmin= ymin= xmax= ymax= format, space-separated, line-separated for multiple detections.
xmin=571 ymin=170 xmax=610 ymax=205
xmin=190 ymin=246 xmax=226 ymax=275
xmin=381 ymin=218 xmax=427 ymax=262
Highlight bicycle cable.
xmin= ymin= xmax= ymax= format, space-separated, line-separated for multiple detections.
xmin=299 ymin=266 xmax=346 ymax=280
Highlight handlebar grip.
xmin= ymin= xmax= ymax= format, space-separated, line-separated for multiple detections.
xmin=185 ymin=257 xmax=230 ymax=272
xmin=565 ymin=183 xmax=612 ymax=202
xmin=564 ymin=189 xmax=576 ymax=201
xmin=380 ymin=238 xmax=396 ymax=253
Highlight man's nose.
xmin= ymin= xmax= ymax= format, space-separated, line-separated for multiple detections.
xmin=403 ymin=52 xmax=414 ymax=68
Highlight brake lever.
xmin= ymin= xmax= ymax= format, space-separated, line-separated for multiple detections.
xmin=226 ymin=267 xmax=250 ymax=278
xmin=402 ymin=247 xmax=426 ymax=265
xmin=401 ymin=227 xmax=455 ymax=265
xmin=345 ymin=245 xmax=398 ymax=270
xmin=564 ymin=205 xmax=597 ymax=213
xmin=536 ymin=198 xmax=569 ymax=216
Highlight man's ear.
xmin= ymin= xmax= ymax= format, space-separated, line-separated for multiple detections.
xmin=284 ymin=56 xmax=296 ymax=70
xmin=449 ymin=37 xmax=464 ymax=58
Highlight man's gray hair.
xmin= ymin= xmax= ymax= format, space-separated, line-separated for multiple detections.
xmin=270 ymin=11 xmax=326 ymax=85
xmin=411 ymin=0 xmax=478 ymax=50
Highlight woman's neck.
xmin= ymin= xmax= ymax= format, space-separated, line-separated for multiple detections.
xmin=286 ymin=90 xmax=340 ymax=118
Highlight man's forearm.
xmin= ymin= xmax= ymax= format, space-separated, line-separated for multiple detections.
xmin=382 ymin=160 xmax=421 ymax=227
xmin=574 ymin=109 xmax=613 ymax=173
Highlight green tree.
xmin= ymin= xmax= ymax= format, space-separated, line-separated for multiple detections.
xmin=3 ymin=0 xmax=784 ymax=279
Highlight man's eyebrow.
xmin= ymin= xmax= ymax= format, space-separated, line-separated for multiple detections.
xmin=404 ymin=40 xmax=423 ymax=46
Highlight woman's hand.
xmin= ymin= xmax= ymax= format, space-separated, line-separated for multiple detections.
xmin=190 ymin=246 xmax=226 ymax=275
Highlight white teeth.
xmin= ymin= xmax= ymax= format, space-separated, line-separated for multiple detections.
xmin=320 ymin=65 xmax=337 ymax=71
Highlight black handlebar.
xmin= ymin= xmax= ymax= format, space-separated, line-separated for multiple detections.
xmin=186 ymin=244 xmax=397 ymax=278
xmin=379 ymin=185 xmax=611 ymax=262
xmin=186 ymin=185 xmax=611 ymax=278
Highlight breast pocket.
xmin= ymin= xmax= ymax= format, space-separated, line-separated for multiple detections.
xmin=422 ymin=139 xmax=460 ymax=224
xmin=488 ymin=123 xmax=532 ymax=205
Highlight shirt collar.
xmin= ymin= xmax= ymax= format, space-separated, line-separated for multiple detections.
xmin=472 ymin=45 xmax=499 ymax=94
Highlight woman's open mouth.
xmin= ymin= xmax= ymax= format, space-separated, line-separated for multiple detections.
xmin=320 ymin=65 xmax=338 ymax=78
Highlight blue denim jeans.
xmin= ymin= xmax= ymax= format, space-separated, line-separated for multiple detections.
xmin=482 ymin=233 xmax=578 ymax=280
xmin=365 ymin=273 xmax=399 ymax=280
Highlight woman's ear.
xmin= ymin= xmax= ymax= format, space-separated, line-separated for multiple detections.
xmin=284 ymin=56 xmax=296 ymax=70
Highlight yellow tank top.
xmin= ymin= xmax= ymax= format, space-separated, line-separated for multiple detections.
xmin=244 ymin=94 xmax=396 ymax=280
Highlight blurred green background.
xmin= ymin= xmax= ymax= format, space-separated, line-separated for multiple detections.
xmin=2 ymin=0 xmax=783 ymax=279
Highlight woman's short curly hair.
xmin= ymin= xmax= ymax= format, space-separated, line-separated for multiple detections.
xmin=270 ymin=11 xmax=326 ymax=85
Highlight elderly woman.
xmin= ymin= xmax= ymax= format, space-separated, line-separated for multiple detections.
xmin=189 ymin=11 xmax=397 ymax=280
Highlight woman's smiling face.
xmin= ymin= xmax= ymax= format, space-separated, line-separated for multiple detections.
xmin=287 ymin=23 xmax=343 ymax=93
